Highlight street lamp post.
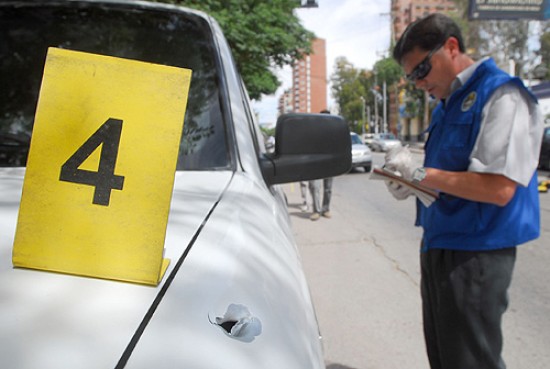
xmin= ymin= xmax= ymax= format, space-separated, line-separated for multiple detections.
xmin=383 ymin=81 xmax=387 ymax=133
xmin=360 ymin=96 xmax=366 ymax=136
xmin=300 ymin=0 xmax=319 ymax=8
xmin=366 ymin=105 xmax=371 ymax=133
xmin=371 ymin=88 xmax=380 ymax=134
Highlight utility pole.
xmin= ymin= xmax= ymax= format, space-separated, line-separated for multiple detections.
xmin=383 ymin=81 xmax=387 ymax=133
xmin=372 ymin=91 xmax=379 ymax=134
xmin=360 ymin=96 xmax=366 ymax=135
xmin=366 ymin=106 xmax=371 ymax=134
xmin=373 ymin=69 xmax=379 ymax=134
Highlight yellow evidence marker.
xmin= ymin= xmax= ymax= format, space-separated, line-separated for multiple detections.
xmin=12 ymin=48 xmax=192 ymax=286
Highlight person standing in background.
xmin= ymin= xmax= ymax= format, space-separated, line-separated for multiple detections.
xmin=308 ymin=177 xmax=333 ymax=220
xmin=309 ymin=109 xmax=333 ymax=221
xmin=299 ymin=181 xmax=309 ymax=212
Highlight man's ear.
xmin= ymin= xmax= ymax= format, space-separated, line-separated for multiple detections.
xmin=446 ymin=36 xmax=461 ymax=57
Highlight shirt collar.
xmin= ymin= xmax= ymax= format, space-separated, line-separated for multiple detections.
xmin=449 ymin=56 xmax=490 ymax=96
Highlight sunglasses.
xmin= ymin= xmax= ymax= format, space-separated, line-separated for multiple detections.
xmin=405 ymin=44 xmax=444 ymax=82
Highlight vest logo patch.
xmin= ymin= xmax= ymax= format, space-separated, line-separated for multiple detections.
xmin=461 ymin=92 xmax=477 ymax=112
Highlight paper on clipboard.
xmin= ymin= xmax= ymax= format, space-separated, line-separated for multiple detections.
xmin=370 ymin=167 xmax=439 ymax=207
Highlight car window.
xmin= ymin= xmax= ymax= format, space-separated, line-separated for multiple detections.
xmin=351 ymin=134 xmax=363 ymax=145
xmin=0 ymin=3 xmax=229 ymax=170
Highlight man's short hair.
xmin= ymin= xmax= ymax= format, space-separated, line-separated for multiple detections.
xmin=393 ymin=13 xmax=465 ymax=64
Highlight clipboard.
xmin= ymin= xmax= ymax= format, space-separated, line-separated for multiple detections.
xmin=370 ymin=167 xmax=439 ymax=206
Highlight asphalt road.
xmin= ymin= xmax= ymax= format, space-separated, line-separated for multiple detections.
xmin=283 ymin=152 xmax=550 ymax=369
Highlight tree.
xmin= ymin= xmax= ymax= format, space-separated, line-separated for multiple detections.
xmin=451 ymin=0 xmax=532 ymax=75
xmin=450 ymin=0 xmax=485 ymax=58
xmin=372 ymin=57 xmax=404 ymax=133
xmin=151 ymin=0 xmax=314 ymax=100
xmin=372 ymin=57 xmax=402 ymax=87
xmin=330 ymin=56 xmax=404 ymax=134
xmin=538 ymin=25 xmax=550 ymax=79
xmin=330 ymin=57 xmax=370 ymax=132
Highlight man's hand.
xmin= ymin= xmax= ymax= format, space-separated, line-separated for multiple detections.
xmin=385 ymin=180 xmax=413 ymax=200
xmin=384 ymin=146 xmax=415 ymax=180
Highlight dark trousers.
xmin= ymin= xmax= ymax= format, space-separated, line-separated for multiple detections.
xmin=421 ymin=247 xmax=516 ymax=369
xmin=309 ymin=177 xmax=333 ymax=214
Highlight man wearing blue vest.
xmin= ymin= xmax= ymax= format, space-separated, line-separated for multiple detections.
xmin=386 ymin=13 xmax=544 ymax=369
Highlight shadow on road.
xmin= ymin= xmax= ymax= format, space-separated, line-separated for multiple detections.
xmin=286 ymin=202 xmax=312 ymax=219
xmin=326 ymin=364 xmax=360 ymax=369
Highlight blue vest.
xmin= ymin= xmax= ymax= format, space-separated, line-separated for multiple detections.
xmin=417 ymin=58 xmax=540 ymax=251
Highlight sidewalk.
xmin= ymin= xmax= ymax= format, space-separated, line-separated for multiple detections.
xmin=282 ymin=182 xmax=429 ymax=369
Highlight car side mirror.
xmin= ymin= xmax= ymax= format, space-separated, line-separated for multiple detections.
xmin=260 ymin=113 xmax=351 ymax=185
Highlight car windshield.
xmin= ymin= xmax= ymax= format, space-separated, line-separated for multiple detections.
xmin=351 ymin=134 xmax=363 ymax=145
xmin=379 ymin=133 xmax=397 ymax=140
xmin=0 ymin=3 xmax=229 ymax=170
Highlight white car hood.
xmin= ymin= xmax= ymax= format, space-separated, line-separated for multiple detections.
xmin=0 ymin=168 xmax=323 ymax=369
xmin=0 ymin=169 xmax=229 ymax=368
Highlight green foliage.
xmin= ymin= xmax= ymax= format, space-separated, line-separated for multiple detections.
xmin=330 ymin=57 xmax=370 ymax=131
xmin=150 ymin=0 xmax=314 ymax=100
xmin=260 ymin=125 xmax=275 ymax=137
xmin=373 ymin=57 xmax=402 ymax=87
xmin=331 ymin=56 xmax=405 ymax=132
xmin=402 ymin=84 xmax=425 ymax=119
xmin=447 ymin=2 xmax=531 ymax=76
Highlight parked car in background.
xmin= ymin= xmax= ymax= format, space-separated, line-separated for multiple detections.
xmin=350 ymin=132 xmax=372 ymax=172
xmin=362 ymin=133 xmax=375 ymax=148
xmin=0 ymin=1 xmax=351 ymax=368
xmin=370 ymin=132 xmax=402 ymax=152
xmin=540 ymin=125 xmax=550 ymax=170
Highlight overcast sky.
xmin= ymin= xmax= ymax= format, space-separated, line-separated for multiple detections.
xmin=251 ymin=0 xmax=391 ymax=124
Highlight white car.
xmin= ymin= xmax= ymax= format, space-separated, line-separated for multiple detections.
xmin=362 ymin=133 xmax=376 ymax=148
xmin=350 ymin=132 xmax=372 ymax=172
xmin=370 ymin=133 xmax=402 ymax=152
xmin=0 ymin=1 xmax=351 ymax=368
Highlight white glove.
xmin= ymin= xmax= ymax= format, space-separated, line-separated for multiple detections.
xmin=385 ymin=180 xmax=413 ymax=200
xmin=384 ymin=146 xmax=414 ymax=180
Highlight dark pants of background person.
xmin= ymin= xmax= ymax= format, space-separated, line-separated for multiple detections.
xmin=421 ymin=247 xmax=516 ymax=369
xmin=309 ymin=177 xmax=333 ymax=214
xmin=300 ymin=181 xmax=309 ymax=210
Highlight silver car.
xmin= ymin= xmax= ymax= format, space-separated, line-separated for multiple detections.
xmin=362 ymin=133 xmax=375 ymax=148
xmin=350 ymin=132 xmax=372 ymax=172
xmin=370 ymin=132 xmax=402 ymax=152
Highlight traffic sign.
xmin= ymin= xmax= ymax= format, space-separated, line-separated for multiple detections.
xmin=469 ymin=0 xmax=549 ymax=20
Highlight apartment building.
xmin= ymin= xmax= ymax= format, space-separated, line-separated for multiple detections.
xmin=279 ymin=38 xmax=327 ymax=116
xmin=392 ymin=0 xmax=457 ymax=40
xmin=277 ymin=89 xmax=293 ymax=115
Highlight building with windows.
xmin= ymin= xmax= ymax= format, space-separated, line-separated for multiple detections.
xmin=391 ymin=0 xmax=457 ymax=40
xmin=278 ymin=38 xmax=327 ymax=116
xmin=277 ymin=89 xmax=293 ymax=116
